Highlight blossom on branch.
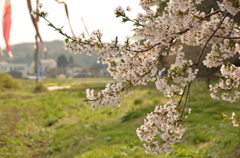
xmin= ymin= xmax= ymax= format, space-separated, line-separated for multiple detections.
xmin=34 ymin=0 xmax=240 ymax=155
xmin=86 ymin=82 xmax=132 ymax=109
xmin=136 ymin=101 xmax=187 ymax=155
xmin=210 ymin=63 xmax=240 ymax=103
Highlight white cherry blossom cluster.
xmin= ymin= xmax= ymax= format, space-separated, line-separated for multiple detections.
xmin=139 ymin=0 xmax=158 ymax=11
xmin=86 ymin=82 xmax=132 ymax=109
xmin=114 ymin=6 xmax=125 ymax=16
xmin=136 ymin=101 xmax=187 ymax=155
xmin=210 ymin=64 xmax=240 ymax=102
xmin=203 ymin=39 xmax=239 ymax=68
xmin=107 ymin=49 xmax=159 ymax=86
xmin=156 ymin=51 xmax=198 ymax=98
xmin=217 ymin=0 xmax=240 ymax=16
xmin=195 ymin=0 xmax=204 ymax=5
xmin=203 ymin=44 xmax=223 ymax=67
xmin=181 ymin=11 xmax=226 ymax=46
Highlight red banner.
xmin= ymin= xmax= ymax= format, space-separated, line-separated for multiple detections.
xmin=3 ymin=0 xmax=12 ymax=57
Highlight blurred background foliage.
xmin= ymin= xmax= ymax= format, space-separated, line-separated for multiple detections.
xmin=0 ymin=78 xmax=239 ymax=158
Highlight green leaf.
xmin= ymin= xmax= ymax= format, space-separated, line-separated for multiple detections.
xmin=134 ymin=22 xmax=140 ymax=26
xmin=115 ymin=12 xmax=122 ymax=18
xmin=65 ymin=38 xmax=69 ymax=43
xmin=227 ymin=62 xmax=232 ymax=66
xmin=122 ymin=18 xmax=128 ymax=23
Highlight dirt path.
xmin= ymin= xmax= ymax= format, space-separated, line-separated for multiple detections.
xmin=0 ymin=107 xmax=20 ymax=147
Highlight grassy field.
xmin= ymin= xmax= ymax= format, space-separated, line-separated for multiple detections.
xmin=0 ymin=78 xmax=239 ymax=158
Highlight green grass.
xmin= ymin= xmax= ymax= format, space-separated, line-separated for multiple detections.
xmin=0 ymin=78 xmax=239 ymax=158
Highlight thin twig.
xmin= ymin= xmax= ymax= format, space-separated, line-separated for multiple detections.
xmin=126 ymin=42 xmax=162 ymax=53
xmin=173 ymin=28 xmax=190 ymax=35
xmin=26 ymin=0 xmax=43 ymax=43
xmin=177 ymin=86 xmax=187 ymax=109
xmin=180 ymin=84 xmax=191 ymax=119
xmin=54 ymin=0 xmax=75 ymax=36
xmin=214 ymin=35 xmax=240 ymax=39
xmin=41 ymin=16 xmax=95 ymax=46
xmin=195 ymin=12 xmax=228 ymax=68
xmin=204 ymin=10 xmax=222 ymax=19
xmin=178 ymin=12 xmax=228 ymax=114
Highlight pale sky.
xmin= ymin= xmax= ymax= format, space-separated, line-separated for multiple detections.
xmin=0 ymin=0 xmax=144 ymax=49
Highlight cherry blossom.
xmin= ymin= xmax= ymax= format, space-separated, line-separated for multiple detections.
xmin=136 ymin=101 xmax=187 ymax=155
xmin=34 ymin=0 xmax=240 ymax=155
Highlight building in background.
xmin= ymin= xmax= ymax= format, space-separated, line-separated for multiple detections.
xmin=0 ymin=61 xmax=28 ymax=78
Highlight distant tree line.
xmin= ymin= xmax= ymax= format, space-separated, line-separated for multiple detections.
xmin=57 ymin=54 xmax=74 ymax=68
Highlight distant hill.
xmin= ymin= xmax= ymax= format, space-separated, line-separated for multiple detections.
xmin=0 ymin=40 xmax=104 ymax=69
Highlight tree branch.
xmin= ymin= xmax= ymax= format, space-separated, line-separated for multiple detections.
xmin=195 ymin=12 xmax=228 ymax=69
xmin=178 ymin=12 xmax=228 ymax=114
xmin=204 ymin=10 xmax=222 ymax=19
xmin=214 ymin=35 xmax=240 ymax=39
xmin=173 ymin=28 xmax=190 ymax=35
xmin=128 ymin=42 xmax=162 ymax=53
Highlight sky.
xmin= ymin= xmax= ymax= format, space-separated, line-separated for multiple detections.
xmin=0 ymin=0 xmax=145 ymax=49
